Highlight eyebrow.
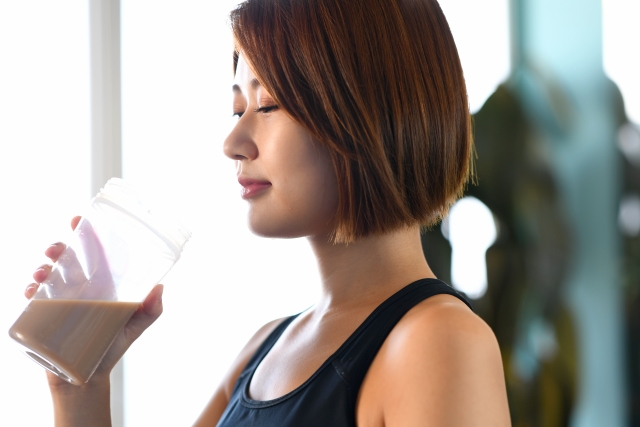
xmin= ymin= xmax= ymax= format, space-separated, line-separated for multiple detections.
xmin=232 ymin=78 xmax=261 ymax=94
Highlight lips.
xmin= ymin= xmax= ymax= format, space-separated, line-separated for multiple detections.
xmin=238 ymin=177 xmax=272 ymax=199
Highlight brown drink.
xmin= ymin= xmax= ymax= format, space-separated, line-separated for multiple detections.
xmin=8 ymin=299 xmax=139 ymax=385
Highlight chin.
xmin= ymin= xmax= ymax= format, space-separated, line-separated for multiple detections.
xmin=246 ymin=203 xmax=337 ymax=240
xmin=245 ymin=211 xmax=297 ymax=238
xmin=248 ymin=223 xmax=304 ymax=239
xmin=247 ymin=214 xmax=333 ymax=240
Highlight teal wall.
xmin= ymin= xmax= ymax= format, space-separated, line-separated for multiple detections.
xmin=511 ymin=0 xmax=626 ymax=425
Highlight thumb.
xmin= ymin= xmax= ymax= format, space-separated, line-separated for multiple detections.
xmin=121 ymin=284 xmax=164 ymax=345
xmin=141 ymin=284 xmax=164 ymax=317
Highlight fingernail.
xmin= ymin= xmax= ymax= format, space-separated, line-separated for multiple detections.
xmin=44 ymin=244 xmax=60 ymax=257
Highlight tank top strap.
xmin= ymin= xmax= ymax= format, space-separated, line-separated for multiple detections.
xmin=231 ymin=314 xmax=299 ymax=395
xmin=331 ymin=278 xmax=472 ymax=392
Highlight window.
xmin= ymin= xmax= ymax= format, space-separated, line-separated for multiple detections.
xmin=0 ymin=2 xmax=90 ymax=425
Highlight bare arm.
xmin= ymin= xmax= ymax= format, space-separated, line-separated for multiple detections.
xmin=26 ymin=217 xmax=164 ymax=427
xmin=358 ymin=294 xmax=511 ymax=427
xmin=48 ymin=377 xmax=112 ymax=426
xmin=29 ymin=217 xmax=283 ymax=427
xmin=23 ymin=281 xmax=164 ymax=427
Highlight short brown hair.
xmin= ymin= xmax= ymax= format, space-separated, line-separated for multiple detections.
xmin=231 ymin=0 xmax=472 ymax=244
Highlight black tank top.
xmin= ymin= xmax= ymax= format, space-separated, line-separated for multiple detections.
xmin=216 ymin=278 xmax=472 ymax=427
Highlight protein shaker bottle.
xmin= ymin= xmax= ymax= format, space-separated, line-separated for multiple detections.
xmin=8 ymin=178 xmax=191 ymax=385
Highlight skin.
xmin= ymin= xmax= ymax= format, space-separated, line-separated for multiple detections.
xmin=27 ymin=218 xmax=163 ymax=427
xmin=197 ymin=56 xmax=511 ymax=426
xmin=27 ymin=55 xmax=511 ymax=426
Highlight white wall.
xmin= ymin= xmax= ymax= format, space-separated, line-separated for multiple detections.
xmin=119 ymin=2 xmax=320 ymax=425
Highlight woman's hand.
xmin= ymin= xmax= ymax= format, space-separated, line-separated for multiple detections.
xmin=25 ymin=216 xmax=164 ymax=392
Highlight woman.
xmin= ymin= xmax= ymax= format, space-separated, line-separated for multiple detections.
xmin=28 ymin=0 xmax=511 ymax=425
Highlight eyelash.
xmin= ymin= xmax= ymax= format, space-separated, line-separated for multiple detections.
xmin=232 ymin=105 xmax=278 ymax=119
xmin=254 ymin=105 xmax=278 ymax=114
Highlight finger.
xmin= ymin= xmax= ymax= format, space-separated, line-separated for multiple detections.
xmin=76 ymin=219 xmax=115 ymax=297
xmin=44 ymin=242 xmax=66 ymax=262
xmin=95 ymin=284 xmax=165 ymax=374
xmin=71 ymin=216 xmax=81 ymax=231
xmin=141 ymin=284 xmax=164 ymax=317
xmin=54 ymin=246 xmax=91 ymax=297
xmin=24 ymin=283 xmax=39 ymax=299
xmin=33 ymin=264 xmax=52 ymax=283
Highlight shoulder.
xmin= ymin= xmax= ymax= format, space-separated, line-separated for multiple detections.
xmin=357 ymin=294 xmax=511 ymax=427
xmin=193 ymin=316 xmax=288 ymax=426
xmin=394 ymin=293 xmax=492 ymax=350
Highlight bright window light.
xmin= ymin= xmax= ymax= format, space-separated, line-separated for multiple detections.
xmin=438 ymin=0 xmax=511 ymax=113
xmin=120 ymin=1 xmax=318 ymax=425
xmin=0 ymin=2 xmax=90 ymax=425
xmin=442 ymin=197 xmax=498 ymax=299
xmin=603 ymin=0 xmax=640 ymax=124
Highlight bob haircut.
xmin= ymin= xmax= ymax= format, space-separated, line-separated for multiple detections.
xmin=230 ymin=0 xmax=472 ymax=244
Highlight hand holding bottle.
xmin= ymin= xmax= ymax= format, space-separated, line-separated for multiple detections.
xmin=11 ymin=178 xmax=190 ymax=386
xmin=24 ymin=216 xmax=165 ymax=391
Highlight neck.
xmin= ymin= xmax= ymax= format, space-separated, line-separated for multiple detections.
xmin=307 ymin=226 xmax=435 ymax=313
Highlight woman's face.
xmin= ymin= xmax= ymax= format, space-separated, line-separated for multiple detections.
xmin=224 ymin=55 xmax=339 ymax=239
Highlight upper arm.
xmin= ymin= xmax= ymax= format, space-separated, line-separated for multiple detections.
xmin=358 ymin=295 xmax=511 ymax=427
xmin=192 ymin=317 xmax=286 ymax=427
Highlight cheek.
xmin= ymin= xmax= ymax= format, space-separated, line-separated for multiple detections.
xmin=249 ymin=139 xmax=339 ymax=238
xmin=284 ymin=146 xmax=339 ymax=227
xmin=286 ymin=135 xmax=337 ymax=199
xmin=286 ymin=163 xmax=338 ymax=213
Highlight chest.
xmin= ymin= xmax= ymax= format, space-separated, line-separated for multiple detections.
xmin=248 ymin=313 xmax=362 ymax=400
xmin=244 ymin=311 xmax=386 ymax=427
xmin=216 ymin=281 xmax=467 ymax=427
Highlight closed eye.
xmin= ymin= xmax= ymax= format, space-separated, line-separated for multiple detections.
xmin=254 ymin=105 xmax=278 ymax=114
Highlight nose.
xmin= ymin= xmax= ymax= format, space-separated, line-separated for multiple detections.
xmin=223 ymin=117 xmax=258 ymax=161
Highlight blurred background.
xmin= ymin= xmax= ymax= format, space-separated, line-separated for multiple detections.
xmin=0 ymin=0 xmax=638 ymax=425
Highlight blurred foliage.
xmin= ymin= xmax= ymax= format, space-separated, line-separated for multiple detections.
xmin=422 ymin=83 xmax=578 ymax=426
xmin=619 ymin=120 xmax=640 ymax=426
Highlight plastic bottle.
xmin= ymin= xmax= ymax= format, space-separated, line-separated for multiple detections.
xmin=8 ymin=178 xmax=191 ymax=385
